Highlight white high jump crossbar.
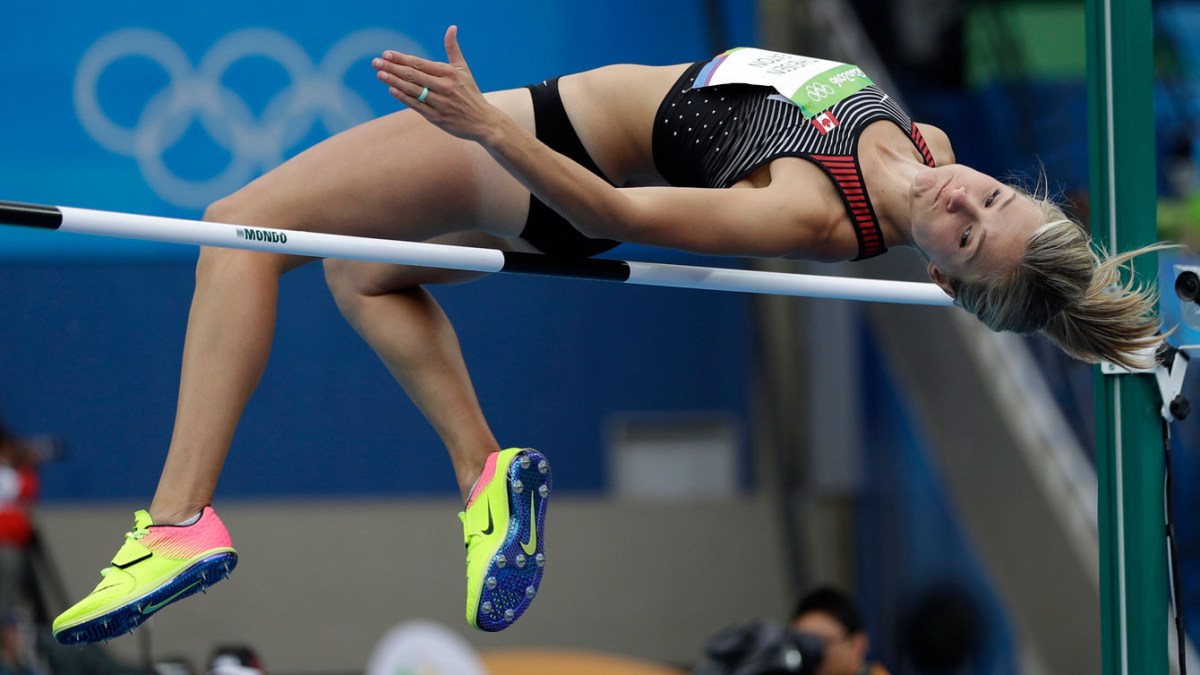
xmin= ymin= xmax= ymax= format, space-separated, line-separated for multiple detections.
xmin=0 ymin=200 xmax=953 ymax=306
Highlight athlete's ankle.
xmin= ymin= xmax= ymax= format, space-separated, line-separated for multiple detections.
xmin=459 ymin=450 xmax=501 ymax=507
xmin=147 ymin=504 xmax=207 ymax=526
xmin=455 ymin=448 xmax=500 ymax=505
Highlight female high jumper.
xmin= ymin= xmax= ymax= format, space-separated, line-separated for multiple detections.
xmin=52 ymin=27 xmax=1163 ymax=643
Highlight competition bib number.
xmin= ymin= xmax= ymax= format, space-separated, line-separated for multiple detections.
xmin=692 ymin=48 xmax=874 ymax=119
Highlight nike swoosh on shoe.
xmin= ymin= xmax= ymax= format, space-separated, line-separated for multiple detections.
xmin=520 ymin=495 xmax=537 ymax=556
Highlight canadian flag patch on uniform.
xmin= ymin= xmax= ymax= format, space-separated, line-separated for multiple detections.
xmin=811 ymin=111 xmax=840 ymax=135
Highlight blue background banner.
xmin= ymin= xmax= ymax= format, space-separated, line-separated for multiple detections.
xmin=0 ymin=1 xmax=755 ymax=259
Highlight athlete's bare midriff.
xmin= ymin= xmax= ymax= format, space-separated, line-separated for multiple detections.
xmin=556 ymin=63 xmax=692 ymax=186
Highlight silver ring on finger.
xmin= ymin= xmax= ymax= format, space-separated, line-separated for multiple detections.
xmin=417 ymin=86 xmax=430 ymax=103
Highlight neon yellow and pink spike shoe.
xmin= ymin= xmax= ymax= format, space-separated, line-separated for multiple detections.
xmin=460 ymin=448 xmax=552 ymax=631
xmin=52 ymin=506 xmax=237 ymax=645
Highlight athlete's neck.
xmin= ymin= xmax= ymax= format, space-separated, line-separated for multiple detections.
xmin=862 ymin=143 xmax=926 ymax=248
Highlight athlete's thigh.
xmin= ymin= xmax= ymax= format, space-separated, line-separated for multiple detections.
xmin=216 ymin=88 xmax=535 ymax=242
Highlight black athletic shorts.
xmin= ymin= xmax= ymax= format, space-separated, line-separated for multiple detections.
xmin=520 ymin=77 xmax=620 ymax=258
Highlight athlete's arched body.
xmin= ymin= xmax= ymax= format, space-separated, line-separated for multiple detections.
xmin=52 ymin=28 xmax=1162 ymax=644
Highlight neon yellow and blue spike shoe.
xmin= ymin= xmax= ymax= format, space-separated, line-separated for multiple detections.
xmin=460 ymin=447 xmax=552 ymax=631
xmin=52 ymin=506 xmax=237 ymax=645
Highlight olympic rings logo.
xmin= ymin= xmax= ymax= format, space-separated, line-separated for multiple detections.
xmin=74 ymin=28 xmax=427 ymax=209
xmin=803 ymin=83 xmax=837 ymax=102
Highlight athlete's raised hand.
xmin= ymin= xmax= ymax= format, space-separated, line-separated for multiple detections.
xmin=372 ymin=26 xmax=500 ymax=142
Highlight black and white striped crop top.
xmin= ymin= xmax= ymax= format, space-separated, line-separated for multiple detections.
xmin=652 ymin=52 xmax=937 ymax=260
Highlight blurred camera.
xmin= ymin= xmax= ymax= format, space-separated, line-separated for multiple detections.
xmin=1176 ymin=266 xmax=1200 ymax=304
xmin=693 ymin=619 xmax=824 ymax=675
xmin=1173 ymin=265 xmax=1200 ymax=339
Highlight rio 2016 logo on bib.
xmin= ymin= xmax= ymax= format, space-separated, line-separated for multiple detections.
xmin=789 ymin=63 xmax=871 ymax=117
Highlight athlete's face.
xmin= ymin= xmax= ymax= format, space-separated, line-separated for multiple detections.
xmin=909 ymin=164 xmax=1043 ymax=297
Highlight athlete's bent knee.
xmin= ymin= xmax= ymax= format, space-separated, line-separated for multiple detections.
xmin=202 ymin=195 xmax=244 ymax=226
xmin=323 ymin=259 xmax=372 ymax=311
xmin=197 ymin=197 xmax=309 ymax=280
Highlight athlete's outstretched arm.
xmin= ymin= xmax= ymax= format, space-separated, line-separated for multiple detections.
xmin=372 ymin=27 xmax=829 ymax=259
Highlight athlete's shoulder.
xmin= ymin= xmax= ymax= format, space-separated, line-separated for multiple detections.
xmin=914 ymin=122 xmax=955 ymax=165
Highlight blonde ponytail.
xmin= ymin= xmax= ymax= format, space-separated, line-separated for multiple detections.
xmin=949 ymin=197 xmax=1170 ymax=370
xmin=1037 ymin=241 xmax=1166 ymax=370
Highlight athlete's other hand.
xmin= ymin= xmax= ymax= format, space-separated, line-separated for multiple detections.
xmin=372 ymin=26 xmax=499 ymax=142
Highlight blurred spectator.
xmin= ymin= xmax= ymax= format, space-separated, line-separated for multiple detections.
xmin=206 ymin=645 xmax=264 ymax=675
xmin=0 ymin=413 xmax=146 ymax=675
xmin=0 ymin=414 xmax=56 ymax=675
xmin=0 ymin=419 xmax=40 ymax=617
xmin=790 ymin=587 xmax=889 ymax=675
